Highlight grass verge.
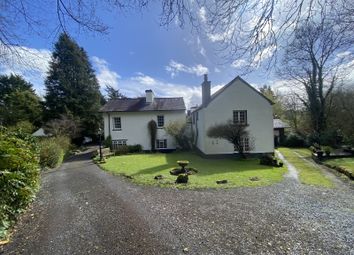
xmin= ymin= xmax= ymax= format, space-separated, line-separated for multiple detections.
xmin=324 ymin=158 xmax=354 ymax=179
xmin=278 ymin=147 xmax=334 ymax=188
xmin=99 ymin=152 xmax=286 ymax=189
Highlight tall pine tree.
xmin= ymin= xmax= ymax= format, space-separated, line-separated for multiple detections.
xmin=44 ymin=33 xmax=102 ymax=136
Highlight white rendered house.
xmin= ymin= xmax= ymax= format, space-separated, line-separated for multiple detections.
xmin=191 ymin=75 xmax=274 ymax=156
xmin=100 ymin=90 xmax=186 ymax=151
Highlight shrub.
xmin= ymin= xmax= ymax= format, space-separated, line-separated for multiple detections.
xmin=309 ymin=146 xmax=316 ymax=153
xmin=164 ymin=120 xmax=191 ymax=150
xmin=54 ymin=136 xmax=71 ymax=152
xmin=0 ymin=128 xmax=40 ymax=239
xmin=175 ymin=174 xmax=188 ymax=184
xmin=128 ymin=144 xmax=143 ymax=153
xmin=260 ymin=154 xmax=283 ymax=167
xmin=283 ymin=134 xmax=306 ymax=147
xmin=322 ymin=146 xmax=332 ymax=156
xmin=7 ymin=120 xmax=35 ymax=134
xmin=39 ymin=136 xmax=71 ymax=169
xmin=307 ymin=130 xmax=343 ymax=148
xmin=103 ymin=135 xmax=112 ymax=148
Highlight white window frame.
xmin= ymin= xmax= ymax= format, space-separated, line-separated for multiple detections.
xmin=156 ymin=139 xmax=167 ymax=149
xmin=242 ymin=137 xmax=250 ymax=151
xmin=157 ymin=115 xmax=164 ymax=127
xmin=113 ymin=117 xmax=121 ymax=130
xmin=234 ymin=137 xmax=250 ymax=152
xmin=233 ymin=110 xmax=247 ymax=125
xmin=112 ymin=139 xmax=127 ymax=150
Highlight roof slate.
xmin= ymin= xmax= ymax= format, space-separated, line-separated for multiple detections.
xmin=99 ymin=97 xmax=186 ymax=112
xmin=273 ymin=119 xmax=290 ymax=129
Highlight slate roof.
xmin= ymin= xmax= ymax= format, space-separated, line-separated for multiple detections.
xmin=193 ymin=76 xmax=274 ymax=112
xmin=273 ymin=119 xmax=290 ymax=129
xmin=99 ymin=97 xmax=186 ymax=112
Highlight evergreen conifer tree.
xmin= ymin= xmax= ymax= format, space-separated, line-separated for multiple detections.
xmin=44 ymin=33 xmax=102 ymax=136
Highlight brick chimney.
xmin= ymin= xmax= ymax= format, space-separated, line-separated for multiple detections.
xmin=145 ymin=89 xmax=154 ymax=103
xmin=202 ymin=74 xmax=211 ymax=107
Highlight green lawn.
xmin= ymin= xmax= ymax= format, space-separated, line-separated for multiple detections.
xmin=325 ymin=158 xmax=354 ymax=175
xmin=292 ymin=148 xmax=313 ymax=158
xmin=278 ymin=148 xmax=334 ymax=188
xmin=100 ymin=152 xmax=287 ymax=189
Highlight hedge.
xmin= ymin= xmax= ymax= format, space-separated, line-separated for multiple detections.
xmin=39 ymin=136 xmax=70 ymax=168
xmin=0 ymin=128 xmax=40 ymax=239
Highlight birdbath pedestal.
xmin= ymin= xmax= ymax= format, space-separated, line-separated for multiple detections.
xmin=177 ymin=160 xmax=189 ymax=174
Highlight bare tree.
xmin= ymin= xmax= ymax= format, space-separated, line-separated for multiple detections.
xmin=2 ymin=0 xmax=354 ymax=69
xmin=44 ymin=114 xmax=82 ymax=139
xmin=281 ymin=93 xmax=303 ymax=134
xmin=207 ymin=120 xmax=250 ymax=158
xmin=0 ymin=0 xmax=148 ymax=64
xmin=277 ymin=19 xmax=354 ymax=137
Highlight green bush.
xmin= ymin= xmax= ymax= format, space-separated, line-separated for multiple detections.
xmin=283 ymin=134 xmax=306 ymax=147
xmin=0 ymin=128 xmax=40 ymax=239
xmin=103 ymin=135 xmax=112 ymax=148
xmin=322 ymin=146 xmax=333 ymax=155
xmin=7 ymin=120 xmax=35 ymax=134
xmin=307 ymin=130 xmax=343 ymax=148
xmin=128 ymin=144 xmax=142 ymax=153
xmin=39 ymin=137 xmax=69 ymax=168
xmin=309 ymin=146 xmax=316 ymax=153
xmin=55 ymin=136 xmax=71 ymax=152
xmin=260 ymin=155 xmax=283 ymax=167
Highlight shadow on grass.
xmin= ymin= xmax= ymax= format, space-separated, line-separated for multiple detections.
xmin=128 ymin=152 xmax=274 ymax=177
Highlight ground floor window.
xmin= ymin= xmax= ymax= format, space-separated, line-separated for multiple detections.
xmin=156 ymin=139 xmax=167 ymax=149
xmin=112 ymin=139 xmax=127 ymax=150
xmin=234 ymin=137 xmax=250 ymax=152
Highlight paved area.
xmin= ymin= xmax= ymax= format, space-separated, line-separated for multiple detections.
xmin=1 ymin=149 xmax=354 ymax=255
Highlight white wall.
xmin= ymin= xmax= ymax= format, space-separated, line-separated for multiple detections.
xmin=194 ymin=78 xmax=274 ymax=155
xmin=102 ymin=111 xmax=186 ymax=150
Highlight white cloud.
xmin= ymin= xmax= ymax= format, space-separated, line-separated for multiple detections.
xmin=166 ymin=60 xmax=209 ymax=77
xmin=116 ymin=72 xmax=202 ymax=108
xmin=211 ymin=84 xmax=224 ymax=94
xmin=254 ymin=45 xmax=276 ymax=64
xmin=207 ymin=33 xmax=224 ymax=43
xmin=231 ymin=59 xmax=248 ymax=68
xmin=0 ymin=45 xmax=51 ymax=96
xmin=91 ymin=56 xmax=121 ymax=89
xmin=131 ymin=72 xmax=157 ymax=86
xmin=196 ymin=36 xmax=207 ymax=58
xmin=214 ymin=67 xmax=221 ymax=73
xmin=198 ymin=7 xmax=207 ymax=23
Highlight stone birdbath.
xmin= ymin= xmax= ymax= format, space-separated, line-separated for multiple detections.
xmin=177 ymin=160 xmax=189 ymax=173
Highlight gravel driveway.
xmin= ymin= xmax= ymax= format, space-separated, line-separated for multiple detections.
xmin=1 ymin=149 xmax=354 ymax=255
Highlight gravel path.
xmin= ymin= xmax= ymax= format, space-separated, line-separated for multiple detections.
xmin=1 ymin=149 xmax=354 ymax=255
xmin=275 ymin=150 xmax=299 ymax=181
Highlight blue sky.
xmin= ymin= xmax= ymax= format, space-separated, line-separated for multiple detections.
xmin=0 ymin=2 xmax=294 ymax=108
